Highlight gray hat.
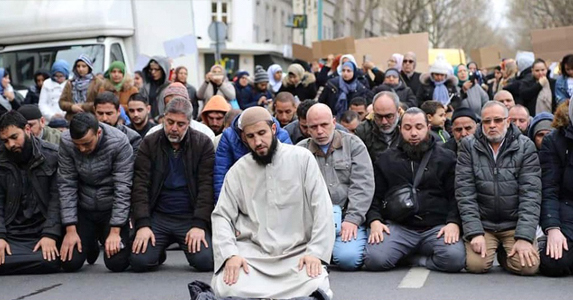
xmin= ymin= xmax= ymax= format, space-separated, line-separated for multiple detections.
xmin=254 ymin=65 xmax=269 ymax=84
xmin=532 ymin=119 xmax=552 ymax=136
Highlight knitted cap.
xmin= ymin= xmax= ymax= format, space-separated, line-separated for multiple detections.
xmin=17 ymin=105 xmax=43 ymax=120
xmin=451 ymin=107 xmax=477 ymax=123
xmin=532 ymin=120 xmax=552 ymax=136
xmin=164 ymin=82 xmax=189 ymax=100
xmin=385 ymin=68 xmax=400 ymax=78
xmin=429 ymin=54 xmax=451 ymax=75
xmin=238 ymin=106 xmax=273 ymax=130
xmin=254 ymin=65 xmax=269 ymax=84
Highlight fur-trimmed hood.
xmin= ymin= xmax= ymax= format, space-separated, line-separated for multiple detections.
xmin=420 ymin=72 xmax=458 ymax=86
xmin=282 ymin=71 xmax=316 ymax=88
xmin=102 ymin=74 xmax=135 ymax=93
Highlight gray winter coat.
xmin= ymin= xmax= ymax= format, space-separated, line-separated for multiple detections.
xmin=140 ymin=56 xmax=171 ymax=118
xmin=457 ymin=84 xmax=489 ymax=119
xmin=297 ymin=130 xmax=374 ymax=225
xmin=58 ymin=123 xmax=134 ymax=227
xmin=116 ymin=123 xmax=142 ymax=158
xmin=455 ymin=124 xmax=541 ymax=243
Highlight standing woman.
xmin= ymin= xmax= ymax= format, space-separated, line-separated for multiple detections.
xmin=103 ymin=61 xmax=138 ymax=111
xmin=0 ymin=68 xmax=20 ymax=115
xmin=278 ymin=63 xmax=317 ymax=101
xmin=59 ymin=54 xmax=104 ymax=121
xmin=267 ymin=64 xmax=283 ymax=96
xmin=520 ymin=59 xmax=556 ymax=116
xmin=39 ymin=59 xmax=70 ymax=121
xmin=197 ymin=64 xmax=236 ymax=108
xmin=174 ymin=66 xmax=199 ymax=119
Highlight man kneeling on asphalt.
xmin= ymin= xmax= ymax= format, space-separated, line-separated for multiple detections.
xmin=130 ymin=97 xmax=215 ymax=272
xmin=0 ymin=111 xmax=61 ymax=275
xmin=364 ymin=107 xmax=465 ymax=273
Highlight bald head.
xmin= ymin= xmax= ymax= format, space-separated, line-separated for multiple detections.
xmin=494 ymin=90 xmax=515 ymax=109
xmin=306 ymin=103 xmax=336 ymax=146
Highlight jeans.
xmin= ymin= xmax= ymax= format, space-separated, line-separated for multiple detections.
xmin=363 ymin=223 xmax=465 ymax=272
xmin=331 ymin=205 xmax=367 ymax=271
xmin=130 ymin=212 xmax=214 ymax=272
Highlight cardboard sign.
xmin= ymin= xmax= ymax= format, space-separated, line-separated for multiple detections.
xmin=531 ymin=26 xmax=573 ymax=63
xmin=470 ymin=45 xmax=502 ymax=68
xmin=353 ymin=32 xmax=430 ymax=73
xmin=312 ymin=37 xmax=356 ymax=59
xmin=163 ymin=34 xmax=198 ymax=59
xmin=292 ymin=43 xmax=314 ymax=62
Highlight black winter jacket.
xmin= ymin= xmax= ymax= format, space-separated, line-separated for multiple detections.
xmin=539 ymin=125 xmax=573 ymax=241
xmin=416 ymin=73 xmax=461 ymax=109
xmin=0 ymin=137 xmax=60 ymax=239
xmin=366 ymin=137 xmax=460 ymax=229
xmin=319 ymin=77 xmax=374 ymax=117
xmin=456 ymin=124 xmax=541 ymax=242
xmin=372 ymin=82 xmax=418 ymax=108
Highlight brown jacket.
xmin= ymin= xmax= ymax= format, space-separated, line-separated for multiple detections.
xmin=101 ymin=76 xmax=139 ymax=111
xmin=131 ymin=127 xmax=215 ymax=231
xmin=59 ymin=77 xmax=104 ymax=121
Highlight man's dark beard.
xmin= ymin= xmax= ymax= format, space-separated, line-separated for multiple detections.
xmin=7 ymin=136 xmax=33 ymax=167
xmin=250 ymin=135 xmax=278 ymax=166
xmin=401 ymin=137 xmax=431 ymax=161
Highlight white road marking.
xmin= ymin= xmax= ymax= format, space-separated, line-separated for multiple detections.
xmin=398 ymin=267 xmax=431 ymax=289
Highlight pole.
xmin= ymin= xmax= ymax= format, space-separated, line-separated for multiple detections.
xmin=215 ymin=22 xmax=221 ymax=64
xmin=317 ymin=0 xmax=322 ymax=41
xmin=303 ymin=0 xmax=306 ymax=46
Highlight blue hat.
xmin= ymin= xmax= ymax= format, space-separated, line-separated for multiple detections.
xmin=51 ymin=60 xmax=70 ymax=80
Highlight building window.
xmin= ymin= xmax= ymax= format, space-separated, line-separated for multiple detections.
xmin=211 ymin=0 xmax=232 ymax=40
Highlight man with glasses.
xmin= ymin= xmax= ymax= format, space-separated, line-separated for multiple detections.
xmin=355 ymin=91 xmax=401 ymax=162
xmin=401 ymin=52 xmax=422 ymax=96
xmin=443 ymin=107 xmax=477 ymax=155
xmin=509 ymin=105 xmax=531 ymax=135
xmin=456 ymin=101 xmax=541 ymax=275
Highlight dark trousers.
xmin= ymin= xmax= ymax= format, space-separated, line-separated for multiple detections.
xmin=0 ymin=235 xmax=61 ymax=275
xmin=61 ymin=209 xmax=130 ymax=272
xmin=540 ymin=240 xmax=573 ymax=277
xmin=130 ymin=212 xmax=214 ymax=272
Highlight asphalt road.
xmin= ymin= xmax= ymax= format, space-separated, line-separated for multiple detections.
xmin=1 ymin=250 xmax=570 ymax=300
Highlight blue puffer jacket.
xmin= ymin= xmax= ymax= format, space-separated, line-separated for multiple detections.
xmin=214 ymin=115 xmax=292 ymax=202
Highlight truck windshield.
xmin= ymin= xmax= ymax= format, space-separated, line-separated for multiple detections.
xmin=0 ymin=44 xmax=104 ymax=90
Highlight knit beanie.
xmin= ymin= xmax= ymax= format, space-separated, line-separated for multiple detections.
xmin=385 ymin=68 xmax=400 ymax=79
xmin=238 ymin=106 xmax=273 ymax=130
xmin=429 ymin=54 xmax=451 ymax=75
xmin=451 ymin=107 xmax=477 ymax=123
xmin=254 ymin=66 xmax=269 ymax=84
xmin=532 ymin=120 xmax=552 ymax=136
xmin=17 ymin=105 xmax=43 ymax=120
xmin=164 ymin=82 xmax=189 ymax=100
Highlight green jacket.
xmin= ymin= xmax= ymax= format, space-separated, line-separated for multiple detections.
xmin=42 ymin=126 xmax=62 ymax=146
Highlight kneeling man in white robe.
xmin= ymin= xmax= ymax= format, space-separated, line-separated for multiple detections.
xmin=211 ymin=106 xmax=335 ymax=299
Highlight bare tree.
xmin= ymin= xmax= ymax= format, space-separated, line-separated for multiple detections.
xmin=351 ymin=0 xmax=381 ymax=38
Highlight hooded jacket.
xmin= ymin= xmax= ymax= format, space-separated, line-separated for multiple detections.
xmin=59 ymin=56 xmax=104 ymax=121
xmin=213 ymin=115 xmax=292 ymax=201
xmin=417 ymin=73 xmax=461 ymax=109
xmin=201 ymin=95 xmax=231 ymax=124
xmin=39 ymin=60 xmax=70 ymax=121
xmin=539 ymin=124 xmax=573 ymax=241
xmin=372 ymin=82 xmax=417 ymax=108
xmin=366 ymin=136 xmax=460 ymax=229
xmin=456 ymin=123 xmax=541 ymax=243
xmin=278 ymin=67 xmax=318 ymax=101
xmin=0 ymin=136 xmax=61 ymax=240
xmin=140 ymin=56 xmax=171 ymax=118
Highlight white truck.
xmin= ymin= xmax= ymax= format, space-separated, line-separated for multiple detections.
xmin=0 ymin=0 xmax=200 ymax=95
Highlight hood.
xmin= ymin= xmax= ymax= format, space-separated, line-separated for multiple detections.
xmin=282 ymin=71 xmax=316 ymax=87
xmin=51 ymin=59 xmax=70 ymax=79
xmin=142 ymin=56 xmax=171 ymax=84
xmin=72 ymin=54 xmax=94 ymax=78
xmin=527 ymin=112 xmax=554 ymax=140
xmin=201 ymin=95 xmax=231 ymax=119
xmin=419 ymin=72 xmax=458 ymax=86
xmin=337 ymin=54 xmax=358 ymax=75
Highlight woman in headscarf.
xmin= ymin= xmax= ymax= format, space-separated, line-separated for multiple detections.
xmin=278 ymin=63 xmax=317 ymax=101
xmin=59 ymin=54 xmax=104 ymax=121
xmin=102 ymin=61 xmax=138 ymax=111
xmin=417 ymin=54 xmax=460 ymax=109
xmin=174 ymin=66 xmax=199 ymax=119
xmin=267 ymin=64 xmax=283 ymax=95
xmin=24 ymin=69 xmax=49 ymax=105
xmin=455 ymin=64 xmax=489 ymax=118
xmin=197 ymin=64 xmax=236 ymax=107
xmin=39 ymin=60 xmax=70 ymax=121
xmin=319 ymin=61 xmax=373 ymax=120
xmin=520 ymin=59 xmax=556 ymax=116
xmin=0 ymin=68 xmax=20 ymax=115
xmin=372 ymin=68 xmax=417 ymax=108
xmin=388 ymin=53 xmax=404 ymax=72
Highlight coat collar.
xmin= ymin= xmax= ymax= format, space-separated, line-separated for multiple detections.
xmin=307 ymin=130 xmax=343 ymax=157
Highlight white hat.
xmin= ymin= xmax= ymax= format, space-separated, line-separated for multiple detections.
xmin=429 ymin=53 xmax=451 ymax=75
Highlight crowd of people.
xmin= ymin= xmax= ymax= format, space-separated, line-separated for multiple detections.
xmin=1 ymin=49 xmax=573 ymax=300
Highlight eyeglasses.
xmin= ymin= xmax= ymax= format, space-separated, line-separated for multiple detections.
xmin=374 ymin=113 xmax=396 ymax=121
xmin=482 ymin=117 xmax=507 ymax=125
xmin=403 ymin=60 xmax=415 ymax=64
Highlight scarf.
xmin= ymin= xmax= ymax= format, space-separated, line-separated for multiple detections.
xmin=335 ymin=62 xmax=358 ymax=120
xmin=71 ymin=73 xmax=94 ymax=104
xmin=535 ymin=79 xmax=553 ymax=115
xmin=431 ymin=77 xmax=451 ymax=106
xmin=267 ymin=64 xmax=283 ymax=92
